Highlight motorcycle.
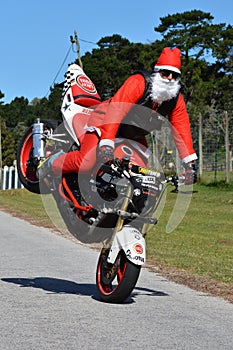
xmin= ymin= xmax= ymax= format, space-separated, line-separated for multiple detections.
xmin=17 ymin=64 xmax=180 ymax=303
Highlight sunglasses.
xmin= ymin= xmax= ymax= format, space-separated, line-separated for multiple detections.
xmin=159 ymin=69 xmax=181 ymax=80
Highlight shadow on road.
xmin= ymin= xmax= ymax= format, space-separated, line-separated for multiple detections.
xmin=133 ymin=286 xmax=168 ymax=297
xmin=1 ymin=277 xmax=96 ymax=296
xmin=1 ymin=277 xmax=168 ymax=303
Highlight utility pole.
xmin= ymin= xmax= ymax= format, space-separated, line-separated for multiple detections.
xmin=70 ymin=30 xmax=83 ymax=69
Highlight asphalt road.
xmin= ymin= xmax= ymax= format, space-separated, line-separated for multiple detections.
xmin=1 ymin=210 xmax=233 ymax=350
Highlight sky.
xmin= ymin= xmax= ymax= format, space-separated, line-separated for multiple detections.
xmin=1 ymin=0 xmax=232 ymax=104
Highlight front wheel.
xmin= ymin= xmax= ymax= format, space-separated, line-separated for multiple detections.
xmin=96 ymin=248 xmax=141 ymax=303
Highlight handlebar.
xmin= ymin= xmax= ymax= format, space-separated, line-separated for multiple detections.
xmin=110 ymin=157 xmax=185 ymax=192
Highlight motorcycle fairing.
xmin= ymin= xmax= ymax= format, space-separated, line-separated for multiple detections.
xmin=106 ymin=225 xmax=146 ymax=266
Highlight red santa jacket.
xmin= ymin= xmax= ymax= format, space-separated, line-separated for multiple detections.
xmin=87 ymin=73 xmax=197 ymax=163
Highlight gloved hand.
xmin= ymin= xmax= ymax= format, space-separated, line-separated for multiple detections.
xmin=98 ymin=145 xmax=114 ymax=164
xmin=183 ymin=162 xmax=197 ymax=185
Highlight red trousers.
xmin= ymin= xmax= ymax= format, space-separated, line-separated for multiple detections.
xmin=52 ymin=132 xmax=99 ymax=174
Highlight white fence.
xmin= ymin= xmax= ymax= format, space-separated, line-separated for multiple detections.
xmin=0 ymin=165 xmax=24 ymax=190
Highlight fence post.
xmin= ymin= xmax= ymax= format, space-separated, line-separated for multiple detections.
xmin=9 ymin=166 xmax=15 ymax=190
xmin=14 ymin=165 xmax=18 ymax=189
xmin=214 ymin=112 xmax=219 ymax=182
xmin=230 ymin=151 xmax=232 ymax=172
xmin=3 ymin=166 xmax=8 ymax=190
xmin=198 ymin=112 xmax=203 ymax=179
xmin=225 ymin=111 xmax=230 ymax=184
xmin=1 ymin=163 xmax=24 ymax=190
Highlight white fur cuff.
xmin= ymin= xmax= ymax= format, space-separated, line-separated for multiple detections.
xmin=182 ymin=153 xmax=198 ymax=164
xmin=98 ymin=139 xmax=115 ymax=149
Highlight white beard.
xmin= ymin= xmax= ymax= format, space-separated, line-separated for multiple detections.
xmin=150 ymin=73 xmax=180 ymax=105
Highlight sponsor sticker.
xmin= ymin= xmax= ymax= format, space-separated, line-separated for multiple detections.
xmin=76 ymin=75 xmax=97 ymax=94
xmin=81 ymin=107 xmax=92 ymax=115
xmin=133 ymin=243 xmax=143 ymax=254
xmin=142 ymin=176 xmax=156 ymax=184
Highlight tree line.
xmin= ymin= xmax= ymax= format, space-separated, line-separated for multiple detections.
xmin=0 ymin=10 xmax=232 ymax=166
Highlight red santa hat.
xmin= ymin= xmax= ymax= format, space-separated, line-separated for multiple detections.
xmin=154 ymin=47 xmax=181 ymax=74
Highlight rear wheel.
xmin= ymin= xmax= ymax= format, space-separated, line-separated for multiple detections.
xmin=16 ymin=120 xmax=57 ymax=194
xmin=96 ymin=248 xmax=141 ymax=303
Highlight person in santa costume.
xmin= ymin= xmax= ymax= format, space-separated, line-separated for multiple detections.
xmin=38 ymin=47 xmax=197 ymax=184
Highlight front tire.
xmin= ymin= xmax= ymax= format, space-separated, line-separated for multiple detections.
xmin=96 ymin=248 xmax=141 ymax=303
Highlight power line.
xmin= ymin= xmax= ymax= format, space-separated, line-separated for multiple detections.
xmin=46 ymin=31 xmax=93 ymax=97
xmin=47 ymin=31 xmax=133 ymax=99
xmin=52 ymin=44 xmax=73 ymax=84
xmin=45 ymin=43 xmax=73 ymax=97
xmin=79 ymin=38 xmax=98 ymax=46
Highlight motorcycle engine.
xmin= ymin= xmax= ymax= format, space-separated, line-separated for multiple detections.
xmin=95 ymin=165 xmax=121 ymax=201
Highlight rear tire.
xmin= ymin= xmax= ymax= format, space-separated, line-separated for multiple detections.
xmin=96 ymin=248 xmax=141 ymax=303
xmin=16 ymin=120 xmax=58 ymax=194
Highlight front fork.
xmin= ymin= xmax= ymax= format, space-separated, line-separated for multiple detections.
xmin=105 ymin=185 xmax=146 ymax=266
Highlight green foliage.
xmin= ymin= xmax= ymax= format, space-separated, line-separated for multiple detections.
xmin=0 ymin=117 xmax=15 ymax=166
xmin=46 ymin=83 xmax=63 ymax=121
xmin=12 ymin=121 xmax=28 ymax=156
xmin=154 ymin=10 xmax=233 ymax=107
xmin=0 ymin=91 xmax=4 ymax=104
xmin=1 ymin=97 xmax=30 ymax=128
xmin=155 ymin=10 xmax=216 ymax=61
xmin=0 ymin=86 xmax=62 ymax=164
xmin=82 ymin=35 xmax=141 ymax=99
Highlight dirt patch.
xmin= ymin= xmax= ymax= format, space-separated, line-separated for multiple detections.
xmin=1 ymin=206 xmax=232 ymax=304
xmin=217 ymin=240 xmax=233 ymax=245
xmin=146 ymin=260 xmax=233 ymax=304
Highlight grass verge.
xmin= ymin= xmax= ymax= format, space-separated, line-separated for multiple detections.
xmin=0 ymin=189 xmax=54 ymax=228
xmin=146 ymin=181 xmax=233 ymax=302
